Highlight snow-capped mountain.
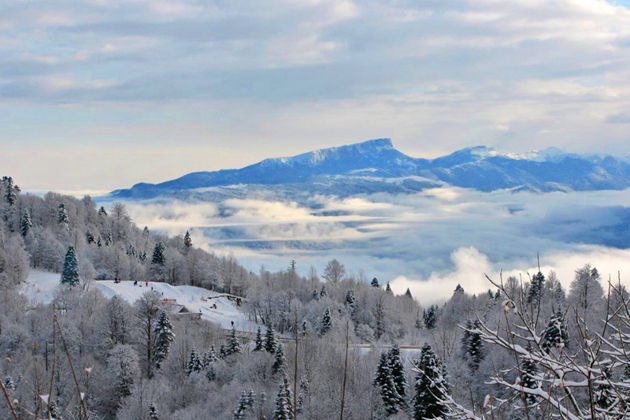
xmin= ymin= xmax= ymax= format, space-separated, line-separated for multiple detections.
xmin=108 ymin=138 xmax=630 ymax=199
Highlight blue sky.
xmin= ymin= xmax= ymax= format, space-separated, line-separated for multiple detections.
xmin=1 ymin=0 xmax=630 ymax=192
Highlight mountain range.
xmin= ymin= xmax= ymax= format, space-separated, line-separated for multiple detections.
xmin=109 ymin=138 xmax=630 ymax=200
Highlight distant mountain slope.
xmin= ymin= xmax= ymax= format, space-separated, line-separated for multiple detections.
xmin=109 ymin=138 xmax=630 ymax=199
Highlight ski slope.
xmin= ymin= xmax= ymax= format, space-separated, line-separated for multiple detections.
xmin=22 ymin=270 xmax=260 ymax=333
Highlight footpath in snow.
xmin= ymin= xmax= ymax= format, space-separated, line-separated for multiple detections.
xmin=22 ymin=270 xmax=260 ymax=333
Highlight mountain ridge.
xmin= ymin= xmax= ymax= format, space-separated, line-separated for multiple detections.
xmin=108 ymin=138 xmax=630 ymax=199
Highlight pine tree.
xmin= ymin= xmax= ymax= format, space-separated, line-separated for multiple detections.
xmin=454 ymin=284 xmax=464 ymax=295
xmin=97 ymin=236 xmax=102 ymax=247
xmin=57 ymin=203 xmax=68 ymax=224
xmin=85 ymin=230 xmax=95 ymax=244
xmin=371 ymin=277 xmax=380 ymax=288
xmin=224 ymin=324 xmax=242 ymax=356
xmin=521 ymin=356 xmax=538 ymax=407
xmin=527 ymin=271 xmax=545 ymax=305
xmin=148 ymin=403 xmax=159 ymax=420
xmin=385 ymin=282 xmax=392 ymax=293
xmin=150 ymin=242 xmax=167 ymax=281
xmin=202 ymin=345 xmax=218 ymax=367
xmin=423 ymin=305 xmax=438 ymax=329
xmin=20 ymin=210 xmax=32 ymax=237
xmin=541 ymin=311 xmax=568 ymax=353
xmin=413 ymin=344 xmax=448 ymax=419
xmin=253 ymin=327 xmax=264 ymax=352
xmin=233 ymin=389 xmax=256 ymax=420
xmin=272 ymin=343 xmax=287 ymax=376
xmin=273 ymin=374 xmax=294 ymax=420
xmin=185 ymin=348 xmax=203 ymax=375
xmin=98 ymin=206 xmax=108 ymax=216
xmin=264 ymin=325 xmax=278 ymax=353
xmin=387 ymin=345 xmax=407 ymax=401
xmin=61 ymin=246 xmax=80 ymax=286
xmin=373 ymin=351 xmax=402 ymax=415
xmin=319 ymin=308 xmax=332 ymax=336
xmin=184 ymin=230 xmax=193 ymax=251
xmin=105 ymin=232 xmax=113 ymax=246
xmin=206 ymin=363 xmax=217 ymax=382
xmin=464 ymin=320 xmax=484 ymax=371
xmin=345 ymin=290 xmax=356 ymax=317
xmin=153 ymin=311 xmax=175 ymax=370
xmin=405 ymin=288 xmax=413 ymax=299
xmin=594 ymin=367 xmax=616 ymax=411
xmin=3 ymin=176 xmax=17 ymax=206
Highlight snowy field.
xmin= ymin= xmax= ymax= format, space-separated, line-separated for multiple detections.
xmin=22 ymin=270 xmax=261 ymax=333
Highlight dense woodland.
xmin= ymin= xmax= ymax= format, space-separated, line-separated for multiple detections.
xmin=0 ymin=176 xmax=629 ymax=419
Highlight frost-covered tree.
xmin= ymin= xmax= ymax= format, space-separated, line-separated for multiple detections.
xmin=520 ymin=355 xmax=538 ymax=407
xmin=373 ymin=351 xmax=402 ymax=416
xmin=184 ymin=230 xmax=193 ymax=250
xmin=462 ymin=320 xmax=484 ymax=371
xmin=272 ymin=343 xmax=287 ymax=376
xmin=148 ymin=403 xmax=159 ymax=420
xmin=224 ymin=324 xmax=242 ymax=356
xmin=19 ymin=210 xmax=32 ymax=237
xmin=322 ymin=259 xmax=345 ymax=284
xmin=233 ymin=389 xmax=255 ymax=420
xmin=527 ymin=271 xmax=545 ymax=305
xmin=264 ymin=325 xmax=278 ymax=353
xmin=60 ymin=245 xmax=80 ymax=286
xmin=253 ymin=327 xmax=264 ymax=352
xmin=186 ymin=348 xmax=204 ymax=375
xmin=385 ymin=282 xmax=392 ymax=293
xmin=371 ymin=277 xmax=380 ymax=288
xmin=423 ymin=305 xmax=437 ymax=329
xmin=345 ymin=290 xmax=356 ymax=317
xmin=102 ymin=344 xmax=140 ymax=415
xmin=3 ymin=176 xmax=17 ymax=206
xmin=153 ymin=311 xmax=175 ymax=370
xmin=150 ymin=241 xmax=167 ymax=281
xmin=57 ymin=203 xmax=69 ymax=224
xmin=541 ymin=311 xmax=568 ymax=353
xmin=273 ymin=374 xmax=294 ymax=420
xmin=404 ymin=288 xmax=413 ymax=299
xmin=387 ymin=345 xmax=406 ymax=401
xmin=135 ymin=291 xmax=161 ymax=378
xmin=319 ymin=308 xmax=332 ymax=336
xmin=202 ymin=345 xmax=218 ymax=367
xmin=412 ymin=344 xmax=448 ymax=420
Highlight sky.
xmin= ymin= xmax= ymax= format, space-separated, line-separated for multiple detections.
xmin=2 ymin=0 xmax=630 ymax=192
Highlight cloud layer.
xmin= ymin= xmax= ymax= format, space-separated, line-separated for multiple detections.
xmin=3 ymin=0 xmax=630 ymax=191
xmin=123 ymin=187 xmax=630 ymax=303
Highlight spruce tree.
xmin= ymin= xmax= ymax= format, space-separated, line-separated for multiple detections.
xmin=253 ymin=327 xmax=264 ymax=352
xmin=150 ymin=242 xmax=167 ymax=281
xmin=385 ymin=282 xmax=392 ymax=293
xmin=4 ymin=176 xmax=17 ymax=206
xmin=148 ymin=403 xmax=159 ymax=420
xmin=319 ymin=285 xmax=327 ymax=298
xmin=85 ymin=230 xmax=95 ymax=244
xmin=272 ymin=343 xmax=287 ymax=376
xmin=233 ymin=389 xmax=255 ymax=420
xmin=464 ymin=320 xmax=484 ymax=371
xmin=413 ymin=344 xmax=448 ymax=420
xmin=264 ymin=325 xmax=278 ymax=353
xmin=387 ymin=345 xmax=407 ymax=401
xmin=373 ymin=351 xmax=402 ymax=416
xmin=319 ymin=308 xmax=332 ymax=336
xmin=521 ymin=356 xmax=538 ymax=407
xmin=454 ymin=284 xmax=464 ymax=295
xmin=371 ymin=277 xmax=380 ymax=288
xmin=20 ymin=210 xmax=32 ymax=237
xmin=541 ymin=311 xmax=568 ymax=353
xmin=594 ymin=367 xmax=616 ymax=411
xmin=224 ymin=325 xmax=242 ymax=356
xmin=61 ymin=246 xmax=80 ymax=286
xmin=527 ymin=271 xmax=545 ymax=305
xmin=98 ymin=206 xmax=108 ymax=216
xmin=206 ymin=363 xmax=217 ymax=381
xmin=153 ymin=311 xmax=175 ymax=370
xmin=202 ymin=345 xmax=218 ymax=367
xmin=405 ymin=288 xmax=413 ymax=299
xmin=184 ymin=230 xmax=193 ymax=251
xmin=423 ymin=305 xmax=438 ymax=329
xmin=273 ymin=374 xmax=294 ymax=420
xmin=185 ymin=348 xmax=204 ymax=375
xmin=345 ymin=290 xmax=356 ymax=317
xmin=57 ymin=203 xmax=69 ymax=224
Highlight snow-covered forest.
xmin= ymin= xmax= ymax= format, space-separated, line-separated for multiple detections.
xmin=0 ymin=175 xmax=628 ymax=419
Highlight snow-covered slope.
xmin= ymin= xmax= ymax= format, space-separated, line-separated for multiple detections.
xmin=22 ymin=270 xmax=260 ymax=333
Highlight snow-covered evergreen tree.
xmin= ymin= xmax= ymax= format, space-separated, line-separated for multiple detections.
xmin=541 ymin=311 xmax=568 ymax=353
xmin=184 ymin=230 xmax=193 ymax=251
xmin=387 ymin=345 xmax=407 ymax=401
xmin=319 ymin=308 xmax=332 ymax=336
xmin=527 ymin=271 xmax=545 ymax=305
xmin=148 ymin=403 xmax=159 ymax=420
xmin=272 ymin=343 xmax=287 ymax=376
xmin=423 ymin=305 xmax=437 ymax=329
xmin=373 ymin=351 xmax=402 ymax=416
xmin=20 ymin=210 xmax=32 ymax=237
xmin=273 ymin=374 xmax=294 ymax=420
xmin=185 ymin=348 xmax=204 ymax=375
xmin=202 ymin=345 xmax=218 ymax=367
xmin=520 ymin=356 xmax=538 ymax=407
xmin=253 ymin=327 xmax=264 ymax=352
xmin=60 ymin=245 xmax=80 ymax=286
xmin=233 ymin=389 xmax=255 ymax=420
xmin=413 ymin=344 xmax=448 ymax=420
xmin=463 ymin=320 xmax=483 ymax=371
xmin=3 ymin=176 xmax=17 ymax=206
xmin=345 ymin=290 xmax=356 ymax=316
xmin=57 ymin=203 xmax=69 ymax=224
xmin=404 ymin=288 xmax=413 ymax=299
xmin=150 ymin=241 xmax=167 ymax=281
xmin=385 ymin=282 xmax=392 ymax=293
xmin=224 ymin=324 xmax=242 ymax=356
xmin=152 ymin=311 xmax=175 ymax=370
xmin=264 ymin=325 xmax=278 ymax=353
xmin=371 ymin=277 xmax=380 ymax=288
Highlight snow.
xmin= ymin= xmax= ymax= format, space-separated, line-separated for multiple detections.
xmin=22 ymin=270 xmax=260 ymax=333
